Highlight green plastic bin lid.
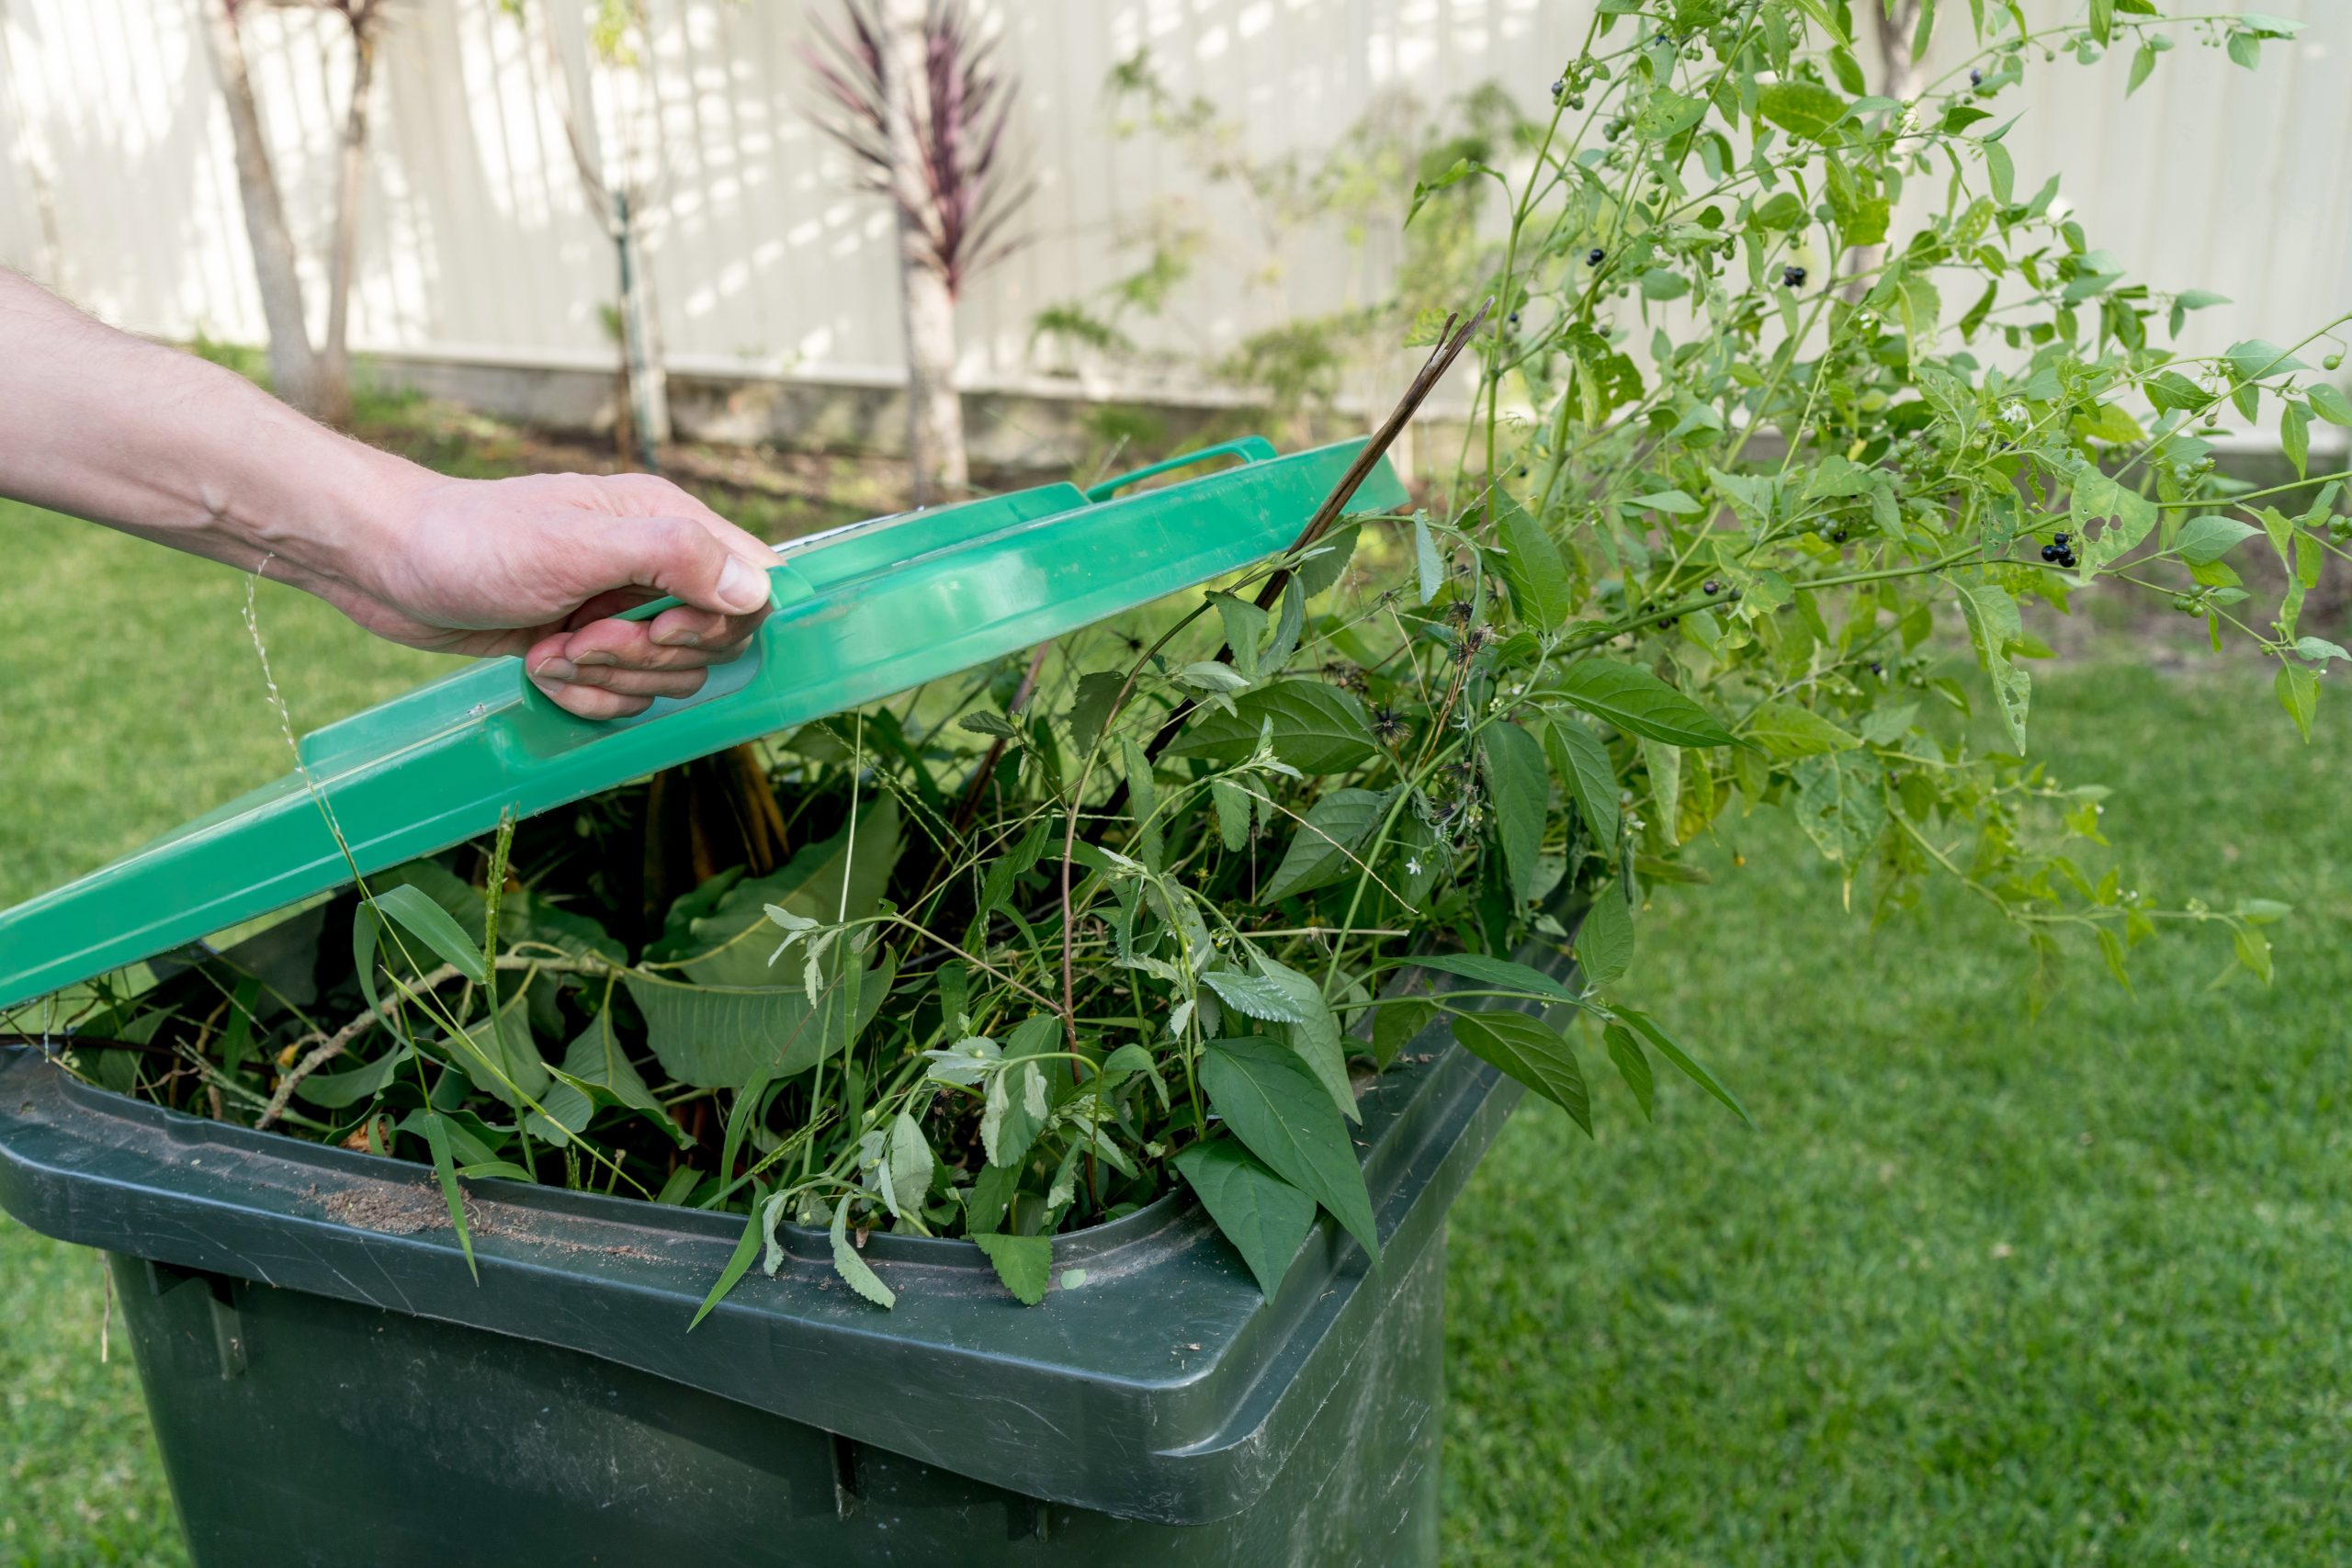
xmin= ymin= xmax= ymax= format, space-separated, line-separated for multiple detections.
xmin=0 ymin=437 xmax=1403 ymax=1011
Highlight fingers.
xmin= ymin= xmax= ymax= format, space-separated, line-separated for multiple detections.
xmin=559 ymin=611 xmax=758 ymax=671
xmin=570 ymin=513 xmax=775 ymax=618
xmin=526 ymin=627 xmax=754 ymax=716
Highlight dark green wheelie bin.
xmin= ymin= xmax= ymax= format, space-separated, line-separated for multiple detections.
xmin=0 ymin=988 xmax=1530 ymax=1565
xmin=0 ymin=436 xmax=1563 ymax=1563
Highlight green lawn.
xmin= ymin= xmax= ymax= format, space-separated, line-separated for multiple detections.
xmin=4 ymin=492 xmax=2347 ymax=1564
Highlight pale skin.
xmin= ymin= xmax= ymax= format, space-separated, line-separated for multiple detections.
xmin=0 ymin=270 xmax=775 ymax=719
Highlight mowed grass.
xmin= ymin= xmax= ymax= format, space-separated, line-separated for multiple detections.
xmin=2 ymin=492 xmax=2347 ymax=1562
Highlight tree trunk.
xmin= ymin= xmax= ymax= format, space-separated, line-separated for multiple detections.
xmin=199 ymin=0 xmax=323 ymax=415
xmin=318 ymin=7 xmax=383 ymax=428
xmin=877 ymin=0 xmax=967 ymax=504
xmin=615 ymin=187 xmax=672 ymax=467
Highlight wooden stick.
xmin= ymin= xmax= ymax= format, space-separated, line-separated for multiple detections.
xmin=1137 ymin=299 xmax=1495 ymax=765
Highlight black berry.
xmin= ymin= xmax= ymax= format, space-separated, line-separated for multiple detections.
xmin=1702 ymin=580 xmax=1721 ymax=595
xmin=1782 ymin=265 xmax=1807 ymax=288
xmin=1869 ymin=661 xmax=1884 ymax=676
xmin=1551 ymin=78 xmax=1566 ymax=100
xmin=1970 ymin=68 xmax=1984 ymax=86
xmin=2041 ymin=544 xmax=2060 ymax=562
xmin=1831 ymin=527 xmax=1849 ymax=543
xmin=2052 ymin=531 xmax=2069 ymax=546
xmin=1589 ymin=248 xmax=1606 ymax=265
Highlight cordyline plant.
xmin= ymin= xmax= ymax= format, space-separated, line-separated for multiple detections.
xmin=803 ymin=0 xmax=1032 ymax=299
xmin=20 ymin=0 xmax=2346 ymax=1314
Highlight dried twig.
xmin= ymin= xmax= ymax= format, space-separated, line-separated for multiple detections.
xmin=1136 ymin=298 xmax=1495 ymax=766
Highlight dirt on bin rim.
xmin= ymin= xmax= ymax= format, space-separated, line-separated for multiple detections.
xmin=313 ymin=1179 xmax=480 ymax=1237
xmin=302 ymin=1179 xmax=666 ymax=1262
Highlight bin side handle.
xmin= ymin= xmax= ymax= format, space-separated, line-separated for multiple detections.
xmin=1082 ymin=437 xmax=1276 ymax=502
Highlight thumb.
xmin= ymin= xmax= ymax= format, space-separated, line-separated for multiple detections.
xmin=582 ymin=515 xmax=774 ymax=616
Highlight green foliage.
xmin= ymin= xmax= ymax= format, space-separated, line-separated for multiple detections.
xmin=23 ymin=1 xmax=2340 ymax=1328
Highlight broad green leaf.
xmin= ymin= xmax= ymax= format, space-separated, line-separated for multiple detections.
xmin=1984 ymin=140 xmax=2014 ymax=206
xmin=2307 ymin=383 xmax=2352 ymax=426
xmin=1756 ymin=79 xmax=1849 ymax=141
xmin=1746 ymin=701 xmax=1860 ymax=758
xmin=983 ymin=1015 xmax=1063 ymax=1168
xmin=1123 ymin=735 xmax=1163 ymax=870
xmin=446 ymin=985 xmax=546 ymax=1110
xmin=2282 ymin=400 xmax=2311 ymax=479
xmin=1211 ymin=778 xmax=1252 ymax=852
xmin=2277 ymin=662 xmax=2319 ymax=742
xmin=371 ymin=884 xmax=487 ymax=985
xmin=1372 ymin=998 xmax=1435 ymax=1067
xmin=530 ymin=1010 xmax=684 ymax=1148
xmin=666 ymin=799 xmax=901 ymax=987
xmin=1066 ymin=670 xmax=1127 ymax=754
xmin=1451 ymin=1011 xmax=1591 ymax=1134
xmin=2224 ymin=339 xmax=2307 ymax=381
xmin=1210 ymin=592 xmax=1270 ymax=682
xmin=1495 ymin=500 xmax=1573 ymax=630
xmin=830 ymin=1201 xmax=896 ymax=1309
xmin=299 ymin=1044 xmax=413 ymax=1110
xmin=880 ymin=1111 xmax=934 ymax=1220
xmin=1266 ymin=578 xmax=1306 ymax=673
xmin=1614 ymin=1006 xmax=1750 ymax=1123
xmin=1555 ymin=660 xmax=1736 ymax=747
xmin=1575 ymin=887 xmax=1634 ymax=987
xmin=1261 ymin=787 xmax=1388 ymax=902
xmin=1626 ymin=489 xmax=1704 ymax=515
xmin=2173 ymin=514 xmax=2260 ymax=565
xmin=1295 ymin=521 xmax=1360 ymax=598
xmin=1641 ymin=739 xmax=1681 ymax=848
xmin=1792 ymin=751 xmax=1887 ymax=865
xmin=1949 ymin=572 xmax=2030 ymax=749
xmin=1632 ymin=85 xmax=1707 ymax=141
xmin=1604 ymin=1023 xmax=1655 ymax=1121
xmin=969 ymin=1232 xmax=1052 ymax=1306
xmin=1173 ymin=1139 xmax=1315 ymax=1298
xmin=1405 ymin=952 xmax=1577 ymax=1002
xmin=1199 ymin=1036 xmax=1379 ymax=1258
xmin=1204 ymin=968 xmax=1316 ymax=1025
xmin=2293 ymin=637 xmax=2349 ymax=664
xmin=1224 ymin=957 xmax=1357 ymax=1123
xmin=624 ymin=948 xmax=895 ymax=1091
xmin=1543 ymin=716 xmax=1622 ymax=846
xmin=1164 ymin=680 xmax=1378 ymax=773
xmin=1480 ymin=723 xmax=1550 ymax=903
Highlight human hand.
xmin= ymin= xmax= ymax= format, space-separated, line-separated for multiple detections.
xmin=340 ymin=470 xmax=778 ymax=719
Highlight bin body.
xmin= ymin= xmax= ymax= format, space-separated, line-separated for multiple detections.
xmin=114 ymin=1236 xmax=1445 ymax=1567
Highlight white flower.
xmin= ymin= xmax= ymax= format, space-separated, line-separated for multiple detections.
xmin=1406 ymin=856 xmax=1424 ymax=875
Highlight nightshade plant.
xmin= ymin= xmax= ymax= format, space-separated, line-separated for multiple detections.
xmin=19 ymin=0 xmax=2345 ymax=1314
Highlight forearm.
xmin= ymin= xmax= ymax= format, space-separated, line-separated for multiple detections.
xmin=0 ymin=269 xmax=424 ymax=599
